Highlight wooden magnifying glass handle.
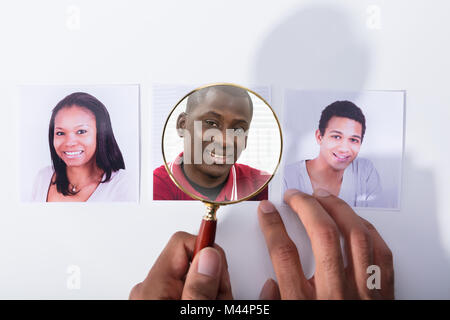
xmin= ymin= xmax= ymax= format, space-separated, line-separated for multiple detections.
xmin=193 ymin=203 xmax=220 ymax=257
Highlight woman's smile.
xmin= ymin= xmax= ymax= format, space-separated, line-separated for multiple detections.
xmin=62 ymin=150 xmax=84 ymax=159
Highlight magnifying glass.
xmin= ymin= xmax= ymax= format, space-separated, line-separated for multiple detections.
xmin=161 ymin=83 xmax=283 ymax=257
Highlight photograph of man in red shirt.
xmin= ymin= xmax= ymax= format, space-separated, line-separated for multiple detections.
xmin=153 ymin=85 xmax=269 ymax=201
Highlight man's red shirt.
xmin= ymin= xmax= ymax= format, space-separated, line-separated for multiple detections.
xmin=153 ymin=155 xmax=269 ymax=201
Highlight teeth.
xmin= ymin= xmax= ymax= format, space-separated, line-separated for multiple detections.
xmin=210 ymin=151 xmax=232 ymax=160
xmin=210 ymin=151 xmax=225 ymax=158
xmin=334 ymin=153 xmax=348 ymax=159
xmin=209 ymin=151 xmax=233 ymax=164
xmin=65 ymin=151 xmax=83 ymax=156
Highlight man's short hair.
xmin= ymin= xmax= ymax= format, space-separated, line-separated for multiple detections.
xmin=319 ymin=100 xmax=366 ymax=140
xmin=186 ymin=85 xmax=253 ymax=114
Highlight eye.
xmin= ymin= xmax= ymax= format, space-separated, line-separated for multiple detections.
xmin=77 ymin=129 xmax=87 ymax=134
xmin=350 ymin=138 xmax=360 ymax=144
xmin=55 ymin=131 xmax=64 ymax=136
xmin=331 ymin=135 xmax=341 ymax=140
xmin=205 ymin=120 xmax=219 ymax=128
xmin=234 ymin=128 xmax=245 ymax=135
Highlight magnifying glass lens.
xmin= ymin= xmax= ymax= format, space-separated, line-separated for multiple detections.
xmin=161 ymin=84 xmax=282 ymax=255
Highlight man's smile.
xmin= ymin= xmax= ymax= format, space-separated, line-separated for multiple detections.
xmin=332 ymin=152 xmax=351 ymax=162
xmin=207 ymin=150 xmax=234 ymax=164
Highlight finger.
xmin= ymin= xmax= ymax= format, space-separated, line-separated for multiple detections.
xmin=130 ymin=231 xmax=196 ymax=299
xmin=284 ymin=189 xmax=346 ymax=299
xmin=359 ymin=217 xmax=395 ymax=299
xmin=217 ymin=267 xmax=233 ymax=300
xmin=212 ymin=244 xmax=234 ymax=300
xmin=313 ymin=189 xmax=375 ymax=299
xmin=259 ymin=278 xmax=281 ymax=300
xmin=182 ymin=247 xmax=223 ymax=300
xmin=258 ymin=200 xmax=312 ymax=299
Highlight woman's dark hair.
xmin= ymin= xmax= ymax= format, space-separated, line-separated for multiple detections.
xmin=48 ymin=92 xmax=125 ymax=195
xmin=319 ymin=100 xmax=366 ymax=141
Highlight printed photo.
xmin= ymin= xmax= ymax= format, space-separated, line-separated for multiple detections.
xmin=283 ymin=90 xmax=404 ymax=209
xmin=19 ymin=85 xmax=140 ymax=202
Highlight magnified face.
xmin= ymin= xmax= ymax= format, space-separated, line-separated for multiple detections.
xmin=53 ymin=105 xmax=97 ymax=167
xmin=161 ymin=84 xmax=282 ymax=203
xmin=178 ymin=88 xmax=252 ymax=187
xmin=316 ymin=116 xmax=362 ymax=171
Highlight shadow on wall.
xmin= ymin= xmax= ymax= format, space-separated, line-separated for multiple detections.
xmin=251 ymin=4 xmax=371 ymax=180
xmin=393 ymin=156 xmax=450 ymax=299
xmin=251 ymin=4 xmax=370 ymax=90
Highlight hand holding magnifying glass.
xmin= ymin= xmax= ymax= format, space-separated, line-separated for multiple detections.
xmin=159 ymin=83 xmax=283 ymax=257
xmin=130 ymin=192 xmax=394 ymax=300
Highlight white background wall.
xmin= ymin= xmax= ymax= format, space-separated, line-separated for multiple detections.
xmin=0 ymin=0 xmax=449 ymax=299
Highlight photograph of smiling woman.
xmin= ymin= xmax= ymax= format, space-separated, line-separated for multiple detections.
xmin=32 ymin=92 xmax=130 ymax=202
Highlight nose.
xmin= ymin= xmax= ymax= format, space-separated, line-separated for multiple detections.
xmin=64 ymin=133 xmax=78 ymax=147
xmin=213 ymin=129 xmax=236 ymax=150
xmin=336 ymin=139 xmax=351 ymax=153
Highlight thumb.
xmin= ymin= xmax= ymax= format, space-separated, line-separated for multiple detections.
xmin=182 ymin=247 xmax=223 ymax=300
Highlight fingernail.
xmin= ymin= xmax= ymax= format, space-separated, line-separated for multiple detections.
xmin=260 ymin=200 xmax=276 ymax=213
xmin=313 ymin=188 xmax=331 ymax=197
xmin=197 ymin=247 xmax=221 ymax=277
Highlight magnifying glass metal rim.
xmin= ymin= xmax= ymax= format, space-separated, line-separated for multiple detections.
xmin=161 ymin=82 xmax=283 ymax=205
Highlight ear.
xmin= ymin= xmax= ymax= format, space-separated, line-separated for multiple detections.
xmin=176 ymin=112 xmax=187 ymax=137
xmin=315 ymin=129 xmax=323 ymax=145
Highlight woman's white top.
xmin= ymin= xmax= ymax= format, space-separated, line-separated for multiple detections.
xmin=283 ymin=158 xmax=383 ymax=208
xmin=31 ymin=166 xmax=137 ymax=202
